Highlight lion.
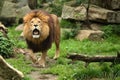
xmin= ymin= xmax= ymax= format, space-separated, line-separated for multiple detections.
xmin=23 ymin=10 xmax=60 ymax=67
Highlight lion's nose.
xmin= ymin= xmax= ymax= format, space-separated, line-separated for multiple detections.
xmin=34 ymin=25 xmax=38 ymax=27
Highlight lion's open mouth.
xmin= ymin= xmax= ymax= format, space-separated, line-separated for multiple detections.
xmin=32 ymin=29 xmax=40 ymax=38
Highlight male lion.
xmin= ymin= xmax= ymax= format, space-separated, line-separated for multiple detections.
xmin=23 ymin=10 xmax=60 ymax=67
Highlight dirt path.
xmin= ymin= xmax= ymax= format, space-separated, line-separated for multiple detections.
xmin=16 ymin=48 xmax=58 ymax=80
xmin=28 ymin=70 xmax=57 ymax=80
xmin=27 ymin=58 xmax=58 ymax=80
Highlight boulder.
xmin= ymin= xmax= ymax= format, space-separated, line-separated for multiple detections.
xmin=62 ymin=5 xmax=120 ymax=23
xmin=28 ymin=0 xmax=37 ymax=9
xmin=0 ymin=55 xmax=24 ymax=80
xmin=91 ymin=0 xmax=120 ymax=10
xmin=15 ymin=24 xmax=24 ymax=31
xmin=62 ymin=5 xmax=86 ymax=21
xmin=0 ymin=22 xmax=8 ymax=38
xmin=81 ymin=23 xmax=102 ymax=30
xmin=0 ymin=0 xmax=31 ymax=25
xmin=75 ymin=30 xmax=104 ymax=41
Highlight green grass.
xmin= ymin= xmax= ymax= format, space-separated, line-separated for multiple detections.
xmin=6 ymin=54 xmax=35 ymax=75
xmin=6 ymin=26 xmax=120 ymax=80
xmin=8 ymin=26 xmax=27 ymax=48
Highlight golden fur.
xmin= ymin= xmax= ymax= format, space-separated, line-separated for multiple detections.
xmin=23 ymin=10 xmax=60 ymax=67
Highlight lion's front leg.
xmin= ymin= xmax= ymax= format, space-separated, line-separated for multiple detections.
xmin=37 ymin=51 xmax=47 ymax=67
xmin=27 ymin=49 xmax=37 ymax=63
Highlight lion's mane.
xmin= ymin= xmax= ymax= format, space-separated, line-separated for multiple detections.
xmin=23 ymin=10 xmax=54 ymax=52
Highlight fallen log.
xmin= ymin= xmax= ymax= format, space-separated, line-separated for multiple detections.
xmin=0 ymin=56 xmax=24 ymax=80
xmin=67 ymin=53 xmax=120 ymax=65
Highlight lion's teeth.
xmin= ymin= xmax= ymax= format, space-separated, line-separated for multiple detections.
xmin=33 ymin=35 xmax=40 ymax=38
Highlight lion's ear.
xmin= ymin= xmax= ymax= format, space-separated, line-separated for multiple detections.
xmin=23 ymin=13 xmax=34 ymax=23
xmin=23 ymin=15 xmax=29 ymax=23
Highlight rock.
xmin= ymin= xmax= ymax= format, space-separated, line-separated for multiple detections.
xmin=0 ymin=22 xmax=8 ymax=38
xmin=15 ymin=24 xmax=24 ymax=31
xmin=0 ymin=0 xmax=31 ymax=25
xmin=15 ymin=24 xmax=24 ymax=39
xmin=62 ymin=5 xmax=120 ymax=23
xmin=75 ymin=30 xmax=104 ymax=41
xmin=0 ymin=0 xmax=4 ymax=13
xmin=91 ymin=0 xmax=120 ymax=10
xmin=62 ymin=5 xmax=86 ymax=21
xmin=0 ymin=55 xmax=24 ymax=80
xmin=20 ymin=32 xmax=24 ymax=38
xmin=28 ymin=0 xmax=37 ymax=9
xmin=81 ymin=23 xmax=102 ymax=30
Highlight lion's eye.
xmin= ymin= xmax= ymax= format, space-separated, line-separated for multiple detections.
xmin=38 ymin=21 xmax=40 ymax=23
xmin=31 ymin=21 xmax=33 ymax=23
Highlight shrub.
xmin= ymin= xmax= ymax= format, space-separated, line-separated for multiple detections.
xmin=75 ymin=0 xmax=87 ymax=6
xmin=50 ymin=3 xmax=62 ymax=16
xmin=61 ymin=19 xmax=81 ymax=39
xmin=102 ymin=25 xmax=120 ymax=38
xmin=0 ymin=32 xmax=14 ymax=58
xmin=49 ymin=0 xmax=72 ymax=16
xmin=60 ymin=19 xmax=76 ymax=28
xmin=62 ymin=29 xmax=79 ymax=40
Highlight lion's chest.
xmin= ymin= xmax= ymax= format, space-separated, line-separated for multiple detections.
xmin=26 ymin=37 xmax=52 ymax=52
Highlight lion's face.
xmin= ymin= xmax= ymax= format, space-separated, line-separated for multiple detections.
xmin=29 ymin=18 xmax=42 ymax=38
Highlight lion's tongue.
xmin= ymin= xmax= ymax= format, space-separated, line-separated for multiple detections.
xmin=32 ymin=30 xmax=40 ymax=38
xmin=33 ymin=31 xmax=39 ymax=35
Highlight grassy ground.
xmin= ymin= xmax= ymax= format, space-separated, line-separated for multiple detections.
xmin=6 ymin=26 xmax=120 ymax=80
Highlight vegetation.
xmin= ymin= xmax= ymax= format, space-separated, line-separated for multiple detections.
xmin=4 ymin=26 xmax=120 ymax=80
xmin=2 ymin=0 xmax=120 ymax=80
xmin=102 ymin=25 xmax=120 ymax=38
xmin=0 ymin=32 xmax=14 ymax=58
xmin=60 ymin=19 xmax=81 ymax=39
xmin=37 ymin=0 xmax=87 ymax=16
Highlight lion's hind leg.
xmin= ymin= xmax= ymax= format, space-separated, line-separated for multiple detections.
xmin=53 ymin=25 xmax=60 ymax=59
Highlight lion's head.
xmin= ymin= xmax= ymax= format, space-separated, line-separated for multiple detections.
xmin=29 ymin=17 xmax=42 ymax=38
xmin=23 ymin=10 xmax=51 ymax=43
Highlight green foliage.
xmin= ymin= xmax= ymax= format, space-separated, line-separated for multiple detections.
xmin=102 ymin=25 xmax=120 ymax=38
xmin=8 ymin=26 xmax=26 ymax=48
xmin=47 ymin=0 xmax=72 ymax=16
xmin=60 ymin=19 xmax=76 ymax=28
xmin=61 ymin=19 xmax=81 ymax=39
xmin=6 ymin=54 xmax=35 ymax=75
xmin=6 ymin=26 xmax=120 ymax=80
xmin=73 ymin=66 xmax=102 ymax=80
xmin=43 ymin=37 xmax=120 ymax=80
xmin=62 ymin=29 xmax=79 ymax=39
xmin=22 ymin=76 xmax=32 ymax=80
xmin=75 ymin=0 xmax=87 ymax=6
xmin=0 ymin=32 xmax=14 ymax=58
xmin=49 ymin=3 xmax=62 ymax=16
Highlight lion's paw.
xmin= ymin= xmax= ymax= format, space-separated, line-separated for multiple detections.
xmin=53 ymin=54 xmax=59 ymax=60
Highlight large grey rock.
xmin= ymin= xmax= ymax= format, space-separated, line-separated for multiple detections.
xmin=75 ymin=30 xmax=104 ymax=41
xmin=62 ymin=5 xmax=120 ymax=23
xmin=0 ymin=55 xmax=24 ymax=80
xmin=0 ymin=0 xmax=31 ymax=25
xmin=91 ymin=0 xmax=120 ymax=10
xmin=15 ymin=24 xmax=24 ymax=31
